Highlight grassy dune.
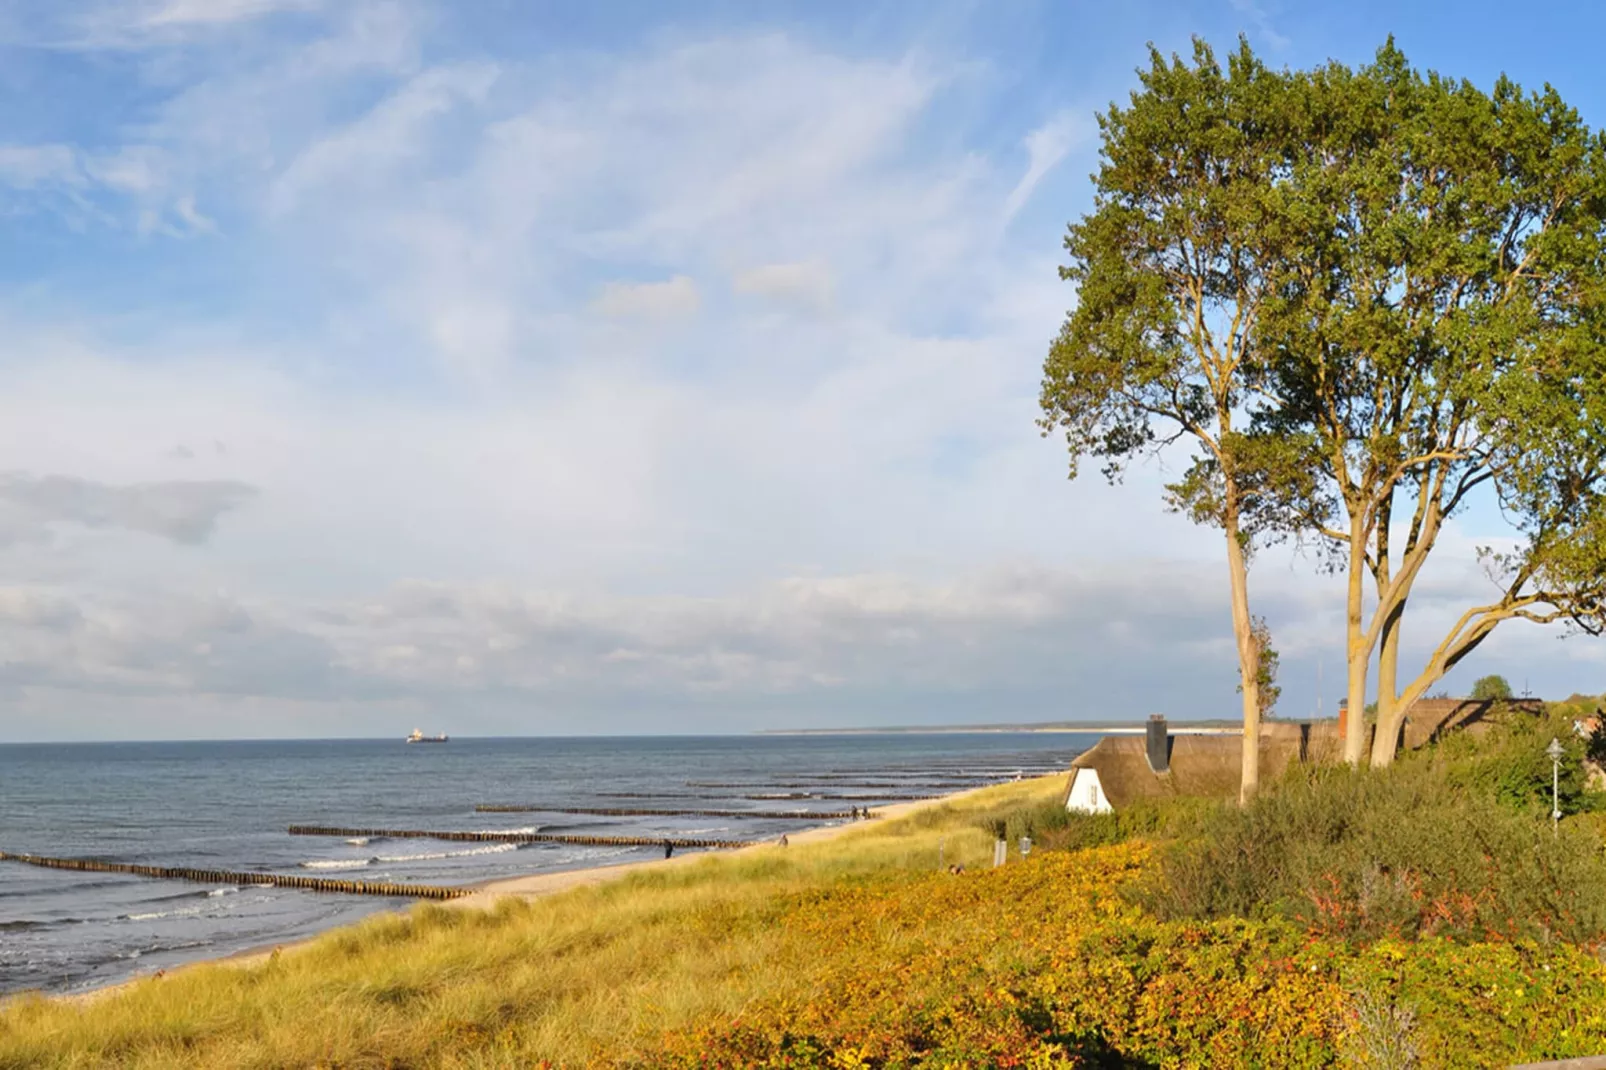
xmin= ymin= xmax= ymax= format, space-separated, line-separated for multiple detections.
xmin=9 ymin=734 xmax=1606 ymax=1068
xmin=0 ymin=777 xmax=1064 ymax=1068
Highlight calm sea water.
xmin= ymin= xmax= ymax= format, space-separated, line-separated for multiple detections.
xmin=0 ymin=733 xmax=1091 ymax=996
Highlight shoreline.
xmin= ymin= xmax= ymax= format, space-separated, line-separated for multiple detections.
xmin=45 ymin=786 xmax=996 ymax=1006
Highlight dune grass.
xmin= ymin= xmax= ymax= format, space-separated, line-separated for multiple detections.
xmin=0 ymin=777 xmax=1065 ymax=1069
xmin=12 ymin=728 xmax=1606 ymax=1068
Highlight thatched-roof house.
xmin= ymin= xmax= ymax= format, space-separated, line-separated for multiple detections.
xmin=1066 ymin=698 xmax=1554 ymax=813
xmin=1064 ymin=716 xmax=1340 ymax=813
xmin=1397 ymin=697 xmax=1545 ymax=748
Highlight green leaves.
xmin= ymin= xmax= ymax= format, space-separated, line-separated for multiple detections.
xmin=1043 ymin=35 xmax=1606 ymax=762
xmin=1041 ymin=36 xmax=1287 ymax=493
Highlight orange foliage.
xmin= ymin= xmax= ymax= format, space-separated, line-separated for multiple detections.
xmin=644 ymin=844 xmax=1606 ymax=1068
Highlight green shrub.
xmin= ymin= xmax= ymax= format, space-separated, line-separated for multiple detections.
xmin=1138 ymin=758 xmax=1606 ymax=945
xmin=1440 ymin=709 xmax=1603 ymax=816
xmin=1471 ymin=675 xmax=1514 ymax=701
xmin=970 ymin=795 xmax=1221 ymax=855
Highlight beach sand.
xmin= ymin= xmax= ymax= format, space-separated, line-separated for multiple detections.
xmin=455 ymin=793 xmax=946 ymax=905
xmin=52 ymin=788 xmax=989 ymax=1004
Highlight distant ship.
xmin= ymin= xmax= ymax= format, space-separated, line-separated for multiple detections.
xmin=406 ymin=728 xmax=448 ymax=744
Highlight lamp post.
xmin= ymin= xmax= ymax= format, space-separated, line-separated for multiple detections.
xmin=1546 ymin=737 xmax=1566 ymax=837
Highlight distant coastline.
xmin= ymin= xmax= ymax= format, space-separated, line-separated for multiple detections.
xmin=758 ymin=720 xmax=1248 ymax=736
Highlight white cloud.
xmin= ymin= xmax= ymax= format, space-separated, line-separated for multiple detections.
xmin=0 ymin=547 xmax=1588 ymax=739
xmin=0 ymin=144 xmax=83 ymax=189
xmin=0 ymin=142 xmax=221 ymax=235
xmin=0 ymin=473 xmax=256 ymax=545
xmin=268 ymin=62 xmax=499 ymax=216
xmin=590 ymin=275 xmax=702 ymax=320
xmin=84 ymin=146 xmax=169 ymax=194
xmin=59 ymin=0 xmax=326 ymax=49
xmin=0 ymin=564 xmax=1242 ymax=720
xmin=732 ymin=260 xmax=834 ymax=314
xmin=0 ymin=13 xmax=1592 ymax=741
xmin=140 ymin=0 xmax=323 ymax=29
xmin=171 ymin=194 xmax=216 ymax=233
xmin=1227 ymin=0 xmax=1291 ymax=50
xmin=1003 ymin=113 xmax=1084 ymax=222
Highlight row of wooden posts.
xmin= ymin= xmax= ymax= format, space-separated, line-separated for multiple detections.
xmin=597 ymin=791 xmax=936 ymax=801
xmin=286 ymin=825 xmax=753 ymax=849
xmin=0 ymin=850 xmax=470 ymax=900
xmin=2 ymin=802 xmax=883 ymax=902
xmin=473 ymin=804 xmax=876 ymax=820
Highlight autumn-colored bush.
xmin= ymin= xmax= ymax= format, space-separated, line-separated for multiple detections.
xmin=649 ymin=845 xmax=1606 ymax=1068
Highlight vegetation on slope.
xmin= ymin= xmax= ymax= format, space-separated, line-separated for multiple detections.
xmin=1141 ymin=707 xmax=1606 ymax=945
xmin=4 ymin=706 xmax=1606 ymax=1067
xmin=0 ymin=780 xmax=1064 ymax=1068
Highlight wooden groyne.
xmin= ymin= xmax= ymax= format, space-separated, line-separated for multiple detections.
xmin=685 ymin=781 xmax=981 ymax=790
xmin=597 ymin=791 xmax=937 ymax=801
xmin=794 ymin=771 xmax=1043 ymax=781
xmin=473 ymin=805 xmax=874 ymax=820
xmin=287 ymin=826 xmax=751 ymax=850
xmin=0 ymin=851 xmax=469 ymax=900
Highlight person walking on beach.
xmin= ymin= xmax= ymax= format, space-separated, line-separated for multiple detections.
xmin=663 ymin=839 xmax=673 ymax=859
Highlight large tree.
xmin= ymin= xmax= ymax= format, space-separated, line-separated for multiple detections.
xmin=1251 ymin=43 xmax=1606 ymax=764
xmin=1040 ymin=39 xmax=1306 ymax=803
xmin=1045 ymin=38 xmax=1606 ymax=787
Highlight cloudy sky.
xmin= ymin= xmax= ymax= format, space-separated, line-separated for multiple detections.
xmin=0 ymin=0 xmax=1602 ymax=741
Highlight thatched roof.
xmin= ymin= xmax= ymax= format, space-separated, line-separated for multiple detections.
xmin=1065 ymin=721 xmax=1340 ymax=810
xmin=1400 ymin=697 xmax=1546 ymax=748
xmin=1065 ymin=700 xmax=1555 ymax=810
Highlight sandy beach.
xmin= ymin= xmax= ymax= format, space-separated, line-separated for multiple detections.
xmin=455 ymin=792 xmax=949 ymax=905
xmin=52 ymin=787 xmax=988 ymax=1005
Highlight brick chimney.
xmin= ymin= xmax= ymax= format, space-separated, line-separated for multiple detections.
xmin=1146 ymin=714 xmax=1170 ymax=773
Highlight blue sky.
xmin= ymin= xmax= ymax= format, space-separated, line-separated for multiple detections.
xmin=0 ymin=0 xmax=1599 ymax=741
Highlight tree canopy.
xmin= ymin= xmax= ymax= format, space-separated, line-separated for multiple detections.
xmin=1041 ymin=38 xmax=1293 ymax=801
xmin=1471 ymin=675 xmax=1514 ymax=702
xmin=1250 ymin=41 xmax=1606 ymax=762
xmin=1045 ymin=36 xmax=1606 ymax=778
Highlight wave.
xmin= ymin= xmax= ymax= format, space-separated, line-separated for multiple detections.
xmin=297 ymin=843 xmax=519 ymax=871
xmin=376 ymin=843 xmax=518 ymax=864
xmin=123 ymin=903 xmax=209 ymax=922
xmin=0 ymin=919 xmax=49 ymax=932
xmin=344 ymin=838 xmax=370 ymax=846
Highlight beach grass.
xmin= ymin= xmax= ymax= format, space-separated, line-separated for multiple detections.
xmin=0 ymin=777 xmax=1064 ymax=1068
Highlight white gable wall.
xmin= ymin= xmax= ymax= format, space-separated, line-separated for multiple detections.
xmin=1065 ymin=767 xmax=1113 ymax=814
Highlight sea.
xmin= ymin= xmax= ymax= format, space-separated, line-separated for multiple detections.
xmin=0 ymin=732 xmax=1095 ymax=997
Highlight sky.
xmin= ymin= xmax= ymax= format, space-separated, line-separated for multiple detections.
xmin=0 ymin=0 xmax=1602 ymax=741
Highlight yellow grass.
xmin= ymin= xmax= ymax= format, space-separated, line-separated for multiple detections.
xmin=0 ymin=777 xmax=1064 ymax=1069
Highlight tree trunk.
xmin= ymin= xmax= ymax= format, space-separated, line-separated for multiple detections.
xmin=1224 ymin=507 xmax=1261 ymax=805
xmin=1343 ymin=518 xmax=1369 ymax=766
xmin=1370 ymin=598 xmax=1406 ymax=766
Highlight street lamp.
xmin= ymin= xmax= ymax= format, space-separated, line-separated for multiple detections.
xmin=1546 ymin=737 xmax=1567 ymax=836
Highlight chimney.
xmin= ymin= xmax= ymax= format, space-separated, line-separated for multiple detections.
xmin=1146 ymin=714 xmax=1170 ymax=773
